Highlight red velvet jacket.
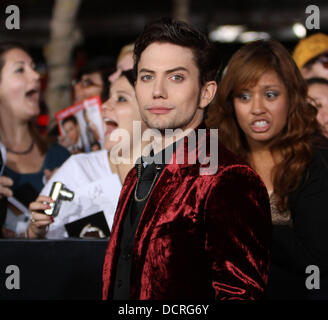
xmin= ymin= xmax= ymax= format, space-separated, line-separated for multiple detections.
xmin=103 ymin=128 xmax=271 ymax=300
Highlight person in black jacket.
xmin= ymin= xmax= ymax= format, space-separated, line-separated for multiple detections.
xmin=207 ymin=39 xmax=328 ymax=299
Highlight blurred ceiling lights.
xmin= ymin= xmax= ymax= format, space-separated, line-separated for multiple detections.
xmin=208 ymin=25 xmax=246 ymax=42
xmin=292 ymin=23 xmax=307 ymax=38
xmin=239 ymin=31 xmax=270 ymax=43
xmin=209 ymin=22 xmax=307 ymax=43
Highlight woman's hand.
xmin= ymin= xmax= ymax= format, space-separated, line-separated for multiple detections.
xmin=28 ymin=195 xmax=54 ymax=239
xmin=0 ymin=176 xmax=13 ymax=199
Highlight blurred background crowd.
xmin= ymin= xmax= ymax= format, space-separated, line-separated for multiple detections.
xmin=0 ymin=0 xmax=327 ymax=132
xmin=1 ymin=0 xmax=328 ymax=300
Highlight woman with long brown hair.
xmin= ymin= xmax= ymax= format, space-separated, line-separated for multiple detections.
xmin=0 ymin=42 xmax=70 ymax=237
xmin=207 ymin=40 xmax=328 ymax=299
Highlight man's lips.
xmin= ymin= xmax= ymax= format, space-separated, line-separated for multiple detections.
xmin=148 ymin=106 xmax=173 ymax=114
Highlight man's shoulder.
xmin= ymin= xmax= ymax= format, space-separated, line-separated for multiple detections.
xmin=217 ymin=142 xmax=247 ymax=167
xmin=192 ymin=126 xmax=248 ymax=168
xmin=196 ymin=139 xmax=251 ymax=177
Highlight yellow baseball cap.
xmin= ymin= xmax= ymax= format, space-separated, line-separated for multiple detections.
xmin=293 ymin=33 xmax=328 ymax=69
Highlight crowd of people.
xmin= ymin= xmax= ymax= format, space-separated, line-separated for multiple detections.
xmin=1 ymin=17 xmax=328 ymax=300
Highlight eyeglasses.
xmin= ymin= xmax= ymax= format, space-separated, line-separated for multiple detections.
xmin=72 ymin=78 xmax=102 ymax=88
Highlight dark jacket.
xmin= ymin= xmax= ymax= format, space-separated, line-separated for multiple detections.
xmin=268 ymin=146 xmax=328 ymax=299
xmin=103 ymin=128 xmax=272 ymax=300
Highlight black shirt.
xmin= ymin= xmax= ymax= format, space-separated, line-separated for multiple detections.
xmin=111 ymin=147 xmax=170 ymax=300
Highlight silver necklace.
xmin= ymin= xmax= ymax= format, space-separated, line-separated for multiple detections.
xmin=134 ymin=163 xmax=161 ymax=202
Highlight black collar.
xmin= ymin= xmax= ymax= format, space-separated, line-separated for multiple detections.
xmin=134 ymin=141 xmax=178 ymax=178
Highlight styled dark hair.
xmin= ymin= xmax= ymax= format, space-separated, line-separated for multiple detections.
xmin=207 ymin=40 xmax=323 ymax=211
xmin=133 ymin=17 xmax=219 ymax=85
xmin=0 ymin=41 xmax=48 ymax=154
xmin=62 ymin=115 xmax=78 ymax=127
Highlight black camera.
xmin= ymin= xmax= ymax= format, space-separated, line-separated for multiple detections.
xmin=44 ymin=182 xmax=74 ymax=217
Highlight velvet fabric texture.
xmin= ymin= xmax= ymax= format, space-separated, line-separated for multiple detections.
xmin=103 ymin=128 xmax=272 ymax=300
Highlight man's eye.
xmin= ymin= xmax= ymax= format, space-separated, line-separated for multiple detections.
xmin=140 ymin=75 xmax=153 ymax=81
xmin=171 ymin=74 xmax=184 ymax=81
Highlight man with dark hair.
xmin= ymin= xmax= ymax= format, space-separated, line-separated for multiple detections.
xmin=73 ymin=56 xmax=115 ymax=103
xmin=61 ymin=115 xmax=84 ymax=154
xmin=133 ymin=18 xmax=218 ymax=86
xmin=103 ymin=18 xmax=271 ymax=300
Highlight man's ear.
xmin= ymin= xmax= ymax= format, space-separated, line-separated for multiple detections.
xmin=199 ymin=81 xmax=217 ymax=109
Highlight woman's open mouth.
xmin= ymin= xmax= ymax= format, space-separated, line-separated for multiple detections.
xmin=250 ymin=119 xmax=271 ymax=133
xmin=104 ymin=118 xmax=119 ymax=135
xmin=25 ymin=88 xmax=40 ymax=103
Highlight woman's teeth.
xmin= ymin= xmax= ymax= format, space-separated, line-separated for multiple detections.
xmin=104 ymin=118 xmax=118 ymax=127
xmin=253 ymin=120 xmax=268 ymax=127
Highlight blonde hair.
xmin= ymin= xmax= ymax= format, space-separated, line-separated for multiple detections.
xmin=117 ymin=43 xmax=134 ymax=63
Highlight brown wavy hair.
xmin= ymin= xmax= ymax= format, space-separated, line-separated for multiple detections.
xmin=207 ymin=40 xmax=323 ymax=211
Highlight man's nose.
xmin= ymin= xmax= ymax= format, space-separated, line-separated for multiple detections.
xmin=152 ymin=77 xmax=167 ymax=99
